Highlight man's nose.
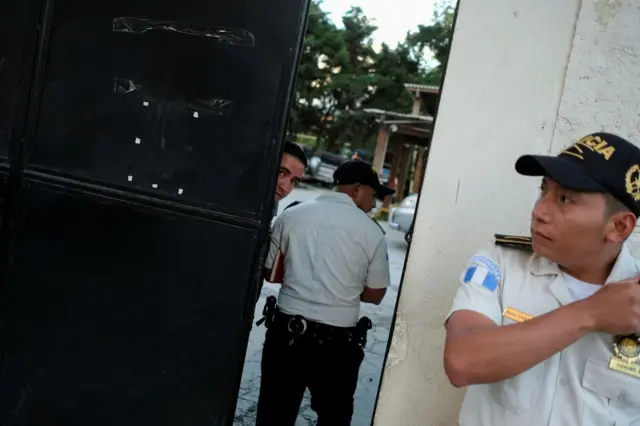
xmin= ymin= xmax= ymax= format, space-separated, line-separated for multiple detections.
xmin=280 ymin=180 xmax=292 ymax=194
xmin=531 ymin=195 xmax=552 ymax=224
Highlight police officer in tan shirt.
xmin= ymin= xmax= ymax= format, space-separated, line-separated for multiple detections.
xmin=445 ymin=132 xmax=640 ymax=425
xmin=257 ymin=160 xmax=393 ymax=426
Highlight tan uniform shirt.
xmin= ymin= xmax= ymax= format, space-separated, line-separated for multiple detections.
xmin=265 ymin=192 xmax=390 ymax=327
xmin=447 ymin=242 xmax=640 ymax=426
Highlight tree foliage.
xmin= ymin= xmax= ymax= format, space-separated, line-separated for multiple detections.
xmin=289 ymin=0 xmax=455 ymax=153
xmin=407 ymin=1 xmax=456 ymax=84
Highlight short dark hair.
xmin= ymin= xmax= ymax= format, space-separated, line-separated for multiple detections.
xmin=283 ymin=138 xmax=308 ymax=168
xmin=604 ymin=192 xmax=631 ymax=217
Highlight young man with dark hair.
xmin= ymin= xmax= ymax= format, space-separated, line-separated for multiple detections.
xmin=275 ymin=139 xmax=307 ymax=202
xmin=444 ymin=132 xmax=640 ymax=425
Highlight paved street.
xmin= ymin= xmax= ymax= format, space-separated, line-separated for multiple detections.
xmin=233 ymin=186 xmax=407 ymax=426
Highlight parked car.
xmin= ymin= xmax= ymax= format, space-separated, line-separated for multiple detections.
xmin=389 ymin=193 xmax=418 ymax=242
xmin=305 ymin=151 xmax=348 ymax=186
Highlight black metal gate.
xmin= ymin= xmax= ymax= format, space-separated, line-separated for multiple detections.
xmin=0 ymin=0 xmax=309 ymax=424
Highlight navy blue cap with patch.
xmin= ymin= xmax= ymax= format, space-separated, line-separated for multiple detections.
xmin=515 ymin=132 xmax=640 ymax=217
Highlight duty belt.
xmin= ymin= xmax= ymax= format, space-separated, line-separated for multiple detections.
xmin=256 ymin=297 xmax=372 ymax=348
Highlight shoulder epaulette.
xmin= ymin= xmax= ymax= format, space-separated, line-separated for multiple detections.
xmin=371 ymin=217 xmax=386 ymax=235
xmin=494 ymin=234 xmax=532 ymax=251
xmin=283 ymin=200 xmax=302 ymax=211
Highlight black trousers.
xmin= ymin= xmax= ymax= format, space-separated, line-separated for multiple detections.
xmin=255 ymin=320 xmax=365 ymax=426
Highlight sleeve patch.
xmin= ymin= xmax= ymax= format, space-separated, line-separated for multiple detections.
xmin=461 ymin=255 xmax=501 ymax=292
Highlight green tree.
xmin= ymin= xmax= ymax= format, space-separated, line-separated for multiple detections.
xmin=321 ymin=6 xmax=378 ymax=152
xmin=289 ymin=1 xmax=344 ymax=139
xmin=288 ymin=0 xmax=456 ymax=153
xmin=364 ymin=44 xmax=422 ymax=113
xmin=406 ymin=1 xmax=456 ymax=85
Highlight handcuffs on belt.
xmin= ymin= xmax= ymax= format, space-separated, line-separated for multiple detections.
xmin=255 ymin=296 xmax=308 ymax=337
xmin=285 ymin=315 xmax=308 ymax=346
xmin=256 ymin=295 xmax=373 ymax=347
xmin=287 ymin=315 xmax=308 ymax=335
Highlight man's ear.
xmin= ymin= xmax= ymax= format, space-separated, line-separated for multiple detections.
xmin=606 ymin=211 xmax=637 ymax=243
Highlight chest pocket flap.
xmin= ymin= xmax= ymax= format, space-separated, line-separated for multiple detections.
xmin=583 ymin=357 xmax=640 ymax=408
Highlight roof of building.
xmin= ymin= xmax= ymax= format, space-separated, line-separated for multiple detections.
xmin=404 ymin=83 xmax=440 ymax=94
xmin=362 ymin=108 xmax=434 ymax=123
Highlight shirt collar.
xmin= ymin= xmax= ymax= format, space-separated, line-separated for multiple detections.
xmin=317 ymin=192 xmax=357 ymax=207
xmin=528 ymin=243 xmax=640 ymax=283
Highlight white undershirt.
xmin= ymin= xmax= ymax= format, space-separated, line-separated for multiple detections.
xmin=561 ymin=272 xmax=603 ymax=301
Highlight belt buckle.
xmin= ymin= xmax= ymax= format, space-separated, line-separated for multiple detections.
xmin=287 ymin=315 xmax=308 ymax=336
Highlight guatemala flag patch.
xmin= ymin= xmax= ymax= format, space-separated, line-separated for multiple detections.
xmin=461 ymin=255 xmax=501 ymax=292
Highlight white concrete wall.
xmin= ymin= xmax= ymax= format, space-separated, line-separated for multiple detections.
xmin=374 ymin=0 xmax=640 ymax=425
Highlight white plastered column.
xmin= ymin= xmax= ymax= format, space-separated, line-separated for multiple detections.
xmin=374 ymin=0 xmax=640 ymax=424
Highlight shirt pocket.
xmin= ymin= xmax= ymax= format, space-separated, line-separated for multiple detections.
xmin=582 ymin=357 xmax=640 ymax=426
xmin=491 ymin=362 xmax=543 ymax=414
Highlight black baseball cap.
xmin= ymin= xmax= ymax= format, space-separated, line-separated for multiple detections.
xmin=333 ymin=160 xmax=395 ymax=199
xmin=515 ymin=132 xmax=640 ymax=216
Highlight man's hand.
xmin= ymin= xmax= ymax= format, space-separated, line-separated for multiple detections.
xmin=582 ymin=276 xmax=640 ymax=335
xmin=360 ymin=287 xmax=386 ymax=305
xmin=444 ymin=275 xmax=640 ymax=387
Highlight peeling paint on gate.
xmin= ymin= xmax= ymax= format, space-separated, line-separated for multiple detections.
xmin=112 ymin=17 xmax=255 ymax=48
xmin=113 ymin=78 xmax=234 ymax=117
xmin=113 ymin=78 xmax=137 ymax=95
